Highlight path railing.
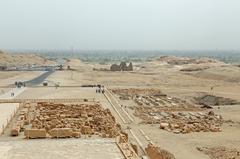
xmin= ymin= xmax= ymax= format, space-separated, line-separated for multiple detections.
xmin=0 ymin=98 xmax=95 ymax=103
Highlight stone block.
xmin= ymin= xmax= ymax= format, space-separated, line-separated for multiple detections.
xmin=24 ymin=129 xmax=46 ymax=139
xmin=160 ymin=123 xmax=169 ymax=129
xmin=72 ymin=131 xmax=81 ymax=138
xmin=11 ymin=126 xmax=20 ymax=136
xmin=49 ymin=128 xmax=73 ymax=138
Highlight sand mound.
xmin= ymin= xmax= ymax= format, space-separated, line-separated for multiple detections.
xmin=194 ymin=94 xmax=240 ymax=106
xmin=190 ymin=66 xmax=240 ymax=82
xmin=0 ymin=50 xmax=55 ymax=67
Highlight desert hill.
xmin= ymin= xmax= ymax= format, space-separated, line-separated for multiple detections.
xmin=0 ymin=50 xmax=56 ymax=67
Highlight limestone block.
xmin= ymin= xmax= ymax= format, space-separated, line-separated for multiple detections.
xmin=49 ymin=128 xmax=73 ymax=138
xmin=11 ymin=126 xmax=20 ymax=136
xmin=24 ymin=129 xmax=46 ymax=139
xmin=160 ymin=123 xmax=169 ymax=129
xmin=72 ymin=131 xmax=81 ymax=138
xmin=81 ymin=126 xmax=93 ymax=135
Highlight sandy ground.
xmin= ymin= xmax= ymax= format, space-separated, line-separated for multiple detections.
xmin=0 ymin=57 xmax=240 ymax=159
xmin=16 ymin=87 xmax=98 ymax=100
xmin=136 ymin=123 xmax=240 ymax=159
xmin=0 ymin=71 xmax=44 ymax=86
xmin=0 ymin=103 xmax=19 ymax=134
xmin=0 ymin=88 xmax=27 ymax=99
xmin=0 ymin=71 xmax=43 ymax=137
xmin=0 ymin=138 xmax=123 ymax=159
xmin=0 ymin=86 xmax=25 ymax=134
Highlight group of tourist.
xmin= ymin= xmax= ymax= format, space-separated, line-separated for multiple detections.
xmin=96 ymin=85 xmax=105 ymax=94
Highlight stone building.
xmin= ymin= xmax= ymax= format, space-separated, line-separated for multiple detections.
xmin=127 ymin=62 xmax=133 ymax=71
xmin=110 ymin=64 xmax=121 ymax=71
xmin=110 ymin=62 xmax=133 ymax=71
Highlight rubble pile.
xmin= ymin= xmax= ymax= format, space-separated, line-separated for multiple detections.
xmin=134 ymin=95 xmax=198 ymax=111
xmin=158 ymin=111 xmax=223 ymax=133
xmin=145 ymin=143 xmax=176 ymax=159
xmin=25 ymin=102 xmax=121 ymax=139
xmin=116 ymin=132 xmax=139 ymax=158
xmin=112 ymin=88 xmax=196 ymax=111
xmin=111 ymin=88 xmax=163 ymax=100
xmin=112 ymin=88 xmax=223 ymax=134
xmin=136 ymin=109 xmax=223 ymax=133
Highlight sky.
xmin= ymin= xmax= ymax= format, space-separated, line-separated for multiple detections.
xmin=0 ymin=0 xmax=240 ymax=50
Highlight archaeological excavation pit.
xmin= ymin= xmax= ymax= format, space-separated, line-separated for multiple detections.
xmin=10 ymin=102 xmax=122 ymax=139
xmin=5 ymin=101 xmax=140 ymax=159
xmin=111 ymin=88 xmax=224 ymax=134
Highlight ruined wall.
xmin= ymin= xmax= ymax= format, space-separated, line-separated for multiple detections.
xmin=127 ymin=62 xmax=133 ymax=71
xmin=120 ymin=62 xmax=128 ymax=71
xmin=110 ymin=64 xmax=121 ymax=71
xmin=110 ymin=62 xmax=133 ymax=71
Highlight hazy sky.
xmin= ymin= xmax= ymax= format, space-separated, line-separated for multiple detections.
xmin=0 ymin=0 xmax=240 ymax=50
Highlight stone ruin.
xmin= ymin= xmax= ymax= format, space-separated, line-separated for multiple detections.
xmin=157 ymin=111 xmax=223 ymax=134
xmin=116 ymin=132 xmax=139 ymax=159
xmin=145 ymin=143 xmax=176 ymax=159
xmin=133 ymin=94 xmax=223 ymax=134
xmin=110 ymin=64 xmax=121 ymax=71
xmin=111 ymin=88 xmax=224 ymax=134
xmin=111 ymin=88 xmax=163 ymax=100
xmin=110 ymin=62 xmax=133 ymax=71
xmin=11 ymin=103 xmax=31 ymax=136
xmin=12 ymin=102 xmax=122 ymax=139
xmin=135 ymin=105 xmax=223 ymax=134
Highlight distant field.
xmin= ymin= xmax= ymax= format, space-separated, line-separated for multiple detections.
xmin=34 ymin=50 xmax=240 ymax=64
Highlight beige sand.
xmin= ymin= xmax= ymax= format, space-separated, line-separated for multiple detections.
xmin=0 ymin=57 xmax=240 ymax=159
xmin=0 ymin=103 xmax=19 ymax=134
xmin=0 ymin=139 xmax=124 ymax=159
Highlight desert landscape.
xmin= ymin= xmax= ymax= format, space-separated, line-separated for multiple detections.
xmin=0 ymin=50 xmax=240 ymax=159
